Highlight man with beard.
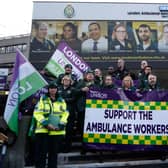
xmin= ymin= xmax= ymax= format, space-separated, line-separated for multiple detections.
xmin=144 ymin=74 xmax=160 ymax=91
xmin=136 ymin=24 xmax=158 ymax=51
xmin=114 ymin=58 xmax=129 ymax=80
xmin=138 ymin=65 xmax=153 ymax=91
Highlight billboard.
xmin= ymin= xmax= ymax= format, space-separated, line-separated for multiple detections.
xmin=30 ymin=2 xmax=168 ymax=69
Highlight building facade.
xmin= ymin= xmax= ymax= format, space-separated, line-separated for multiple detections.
xmin=0 ymin=34 xmax=30 ymax=65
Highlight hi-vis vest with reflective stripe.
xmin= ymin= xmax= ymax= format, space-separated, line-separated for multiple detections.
xmin=33 ymin=95 xmax=69 ymax=135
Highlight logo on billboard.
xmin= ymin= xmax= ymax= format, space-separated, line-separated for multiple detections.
xmin=64 ymin=4 xmax=75 ymax=18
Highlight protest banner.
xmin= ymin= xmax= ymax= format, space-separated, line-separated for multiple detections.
xmin=45 ymin=41 xmax=90 ymax=80
xmin=4 ymin=50 xmax=48 ymax=135
xmin=83 ymin=89 xmax=168 ymax=150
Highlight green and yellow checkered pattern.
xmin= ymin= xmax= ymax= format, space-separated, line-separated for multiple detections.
xmin=83 ymin=133 xmax=168 ymax=145
xmin=85 ymin=99 xmax=168 ymax=145
xmin=86 ymin=99 xmax=168 ymax=111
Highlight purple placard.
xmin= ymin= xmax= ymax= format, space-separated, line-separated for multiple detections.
xmin=58 ymin=41 xmax=90 ymax=73
xmin=87 ymin=88 xmax=168 ymax=102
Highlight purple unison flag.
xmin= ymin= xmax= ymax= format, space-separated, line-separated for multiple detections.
xmin=4 ymin=49 xmax=47 ymax=135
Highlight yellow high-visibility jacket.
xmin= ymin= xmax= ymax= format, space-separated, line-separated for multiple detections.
xmin=33 ymin=95 xmax=69 ymax=135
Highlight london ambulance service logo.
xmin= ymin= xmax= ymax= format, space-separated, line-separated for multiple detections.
xmin=64 ymin=5 xmax=75 ymax=18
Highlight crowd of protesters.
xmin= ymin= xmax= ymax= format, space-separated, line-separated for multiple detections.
xmin=22 ymin=58 xmax=161 ymax=167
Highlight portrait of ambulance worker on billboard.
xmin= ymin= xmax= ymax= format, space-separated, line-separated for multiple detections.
xmin=60 ymin=22 xmax=82 ymax=53
xmin=81 ymin=21 xmax=108 ymax=53
xmin=158 ymin=23 xmax=168 ymax=52
xmin=133 ymin=22 xmax=158 ymax=52
xmin=108 ymin=21 xmax=135 ymax=52
xmin=30 ymin=22 xmax=55 ymax=52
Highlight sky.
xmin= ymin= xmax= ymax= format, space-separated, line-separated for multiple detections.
xmin=0 ymin=0 xmax=168 ymax=38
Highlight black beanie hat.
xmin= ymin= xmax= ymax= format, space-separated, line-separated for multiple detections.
xmin=48 ymin=83 xmax=58 ymax=89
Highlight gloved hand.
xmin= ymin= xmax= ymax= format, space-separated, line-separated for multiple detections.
xmin=58 ymin=123 xmax=65 ymax=130
xmin=47 ymin=124 xmax=59 ymax=131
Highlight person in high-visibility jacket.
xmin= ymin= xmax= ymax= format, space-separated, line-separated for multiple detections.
xmin=33 ymin=83 xmax=69 ymax=168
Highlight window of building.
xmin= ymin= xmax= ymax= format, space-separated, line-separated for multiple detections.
xmin=0 ymin=47 xmax=6 ymax=54
xmin=0 ymin=43 xmax=27 ymax=54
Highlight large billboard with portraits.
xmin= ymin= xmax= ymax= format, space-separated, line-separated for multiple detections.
xmin=30 ymin=2 xmax=168 ymax=69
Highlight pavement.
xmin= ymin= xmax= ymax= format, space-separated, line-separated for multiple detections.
xmin=25 ymin=158 xmax=168 ymax=168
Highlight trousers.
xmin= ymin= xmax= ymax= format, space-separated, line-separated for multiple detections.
xmin=35 ymin=133 xmax=64 ymax=168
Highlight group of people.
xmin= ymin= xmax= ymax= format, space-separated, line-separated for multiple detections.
xmin=30 ymin=21 xmax=168 ymax=54
xmin=26 ymin=57 xmax=160 ymax=168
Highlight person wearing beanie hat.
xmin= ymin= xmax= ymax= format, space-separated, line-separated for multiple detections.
xmin=56 ymin=64 xmax=78 ymax=87
xmin=48 ymin=83 xmax=58 ymax=89
xmin=64 ymin=64 xmax=72 ymax=69
xmin=33 ymin=81 xmax=69 ymax=168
